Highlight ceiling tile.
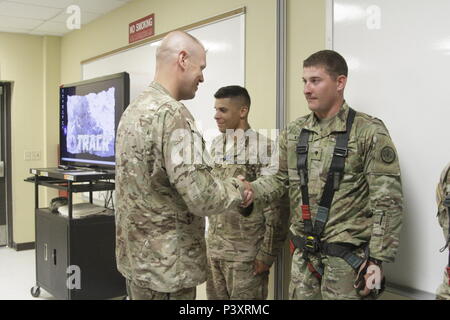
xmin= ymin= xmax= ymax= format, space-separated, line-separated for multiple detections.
xmin=29 ymin=30 xmax=63 ymax=36
xmin=8 ymin=0 xmax=75 ymax=9
xmin=80 ymin=12 xmax=100 ymax=25
xmin=50 ymin=10 xmax=100 ymax=25
xmin=31 ymin=20 xmax=66 ymax=34
xmin=0 ymin=15 xmax=43 ymax=29
xmin=0 ymin=1 xmax=62 ymax=20
xmin=0 ymin=26 xmax=34 ymax=34
xmin=0 ymin=0 xmax=132 ymax=36
xmin=74 ymin=0 xmax=125 ymax=14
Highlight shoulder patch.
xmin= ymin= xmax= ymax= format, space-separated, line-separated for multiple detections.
xmin=381 ymin=146 xmax=396 ymax=164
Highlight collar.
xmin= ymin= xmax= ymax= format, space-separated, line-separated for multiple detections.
xmin=150 ymin=81 xmax=174 ymax=100
xmin=303 ymin=102 xmax=351 ymax=138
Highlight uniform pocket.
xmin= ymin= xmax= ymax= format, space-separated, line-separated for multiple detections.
xmin=343 ymin=138 xmax=363 ymax=175
xmin=371 ymin=211 xmax=388 ymax=252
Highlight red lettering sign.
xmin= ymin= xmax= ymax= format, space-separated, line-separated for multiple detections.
xmin=129 ymin=14 xmax=155 ymax=44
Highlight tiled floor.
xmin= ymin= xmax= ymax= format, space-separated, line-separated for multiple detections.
xmin=0 ymin=246 xmax=53 ymax=300
xmin=0 ymin=246 xmax=412 ymax=300
xmin=0 ymin=246 xmax=197 ymax=300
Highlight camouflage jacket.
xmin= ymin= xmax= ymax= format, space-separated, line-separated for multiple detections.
xmin=207 ymin=129 xmax=290 ymax=266
xmin=115 ymin=82 xmax=245 ymax=292
xmin=436 ymin=163 xmax=450 ymax=298
xmin=252 ymin=103 xmax=404 ymax=263
xmin=437 ymin=163 xmax=450 ymax=247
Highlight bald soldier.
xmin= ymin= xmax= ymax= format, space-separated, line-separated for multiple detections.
xmin=115 ymin=31 xmax=250 ymax=300
xmin=242 ymin=50 xmax=404 ymax=300
xmin=436 ymin=163 xmax=450 ymax=300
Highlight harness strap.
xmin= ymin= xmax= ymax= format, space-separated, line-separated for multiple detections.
xmin=297 ymin=130 xmax=313 ymax=235
xmin=296 ymin=109 xmax=356 ymax=240
xmin=307 ymin=262 xmax=324 ymax=280
xmin=321 ymin=242 xmax=366 ymax=271
xmin=289 ymin=233 xmax=366 ymax=272
xmin=313 ymin=108 xmax=356 ymax=237
xmin=294 ymin=108 xmax=359 ymax=275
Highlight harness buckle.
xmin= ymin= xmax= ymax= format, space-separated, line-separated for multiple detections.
xmin=304 ymin=235 xmax=320 ymax=253
xmin=334 ymin=146 xmax=348 ymax=157
xmin=296 ymin=145 xmax=308 ymax=154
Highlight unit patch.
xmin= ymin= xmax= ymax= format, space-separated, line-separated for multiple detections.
xmin=381 ymin=146 xmax=396 ymax=164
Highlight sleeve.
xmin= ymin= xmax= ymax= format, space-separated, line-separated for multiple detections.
xmin=163 ymin=108 xmax=245 ymax=217
xmin=209 ymin=135 xmax=223 ymax=166
xmin=365 ymin=125 xmax=404 ymax=263
xmin=437 ymin=165 xmax=450 ymax=241
xmin=256 ymin=193 xmax=291 ymax=266
xmin=251 ymin=128 xmax=289 ymax=206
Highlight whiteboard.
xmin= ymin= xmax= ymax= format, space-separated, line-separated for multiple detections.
xmin=82 ymin=14 xmax=245 ymax=147
xmin=331 ymin=0 xmax=450 ymax=294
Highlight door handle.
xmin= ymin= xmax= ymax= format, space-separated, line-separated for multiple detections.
xmin=0 ymin=161 xmax=4 ymax=178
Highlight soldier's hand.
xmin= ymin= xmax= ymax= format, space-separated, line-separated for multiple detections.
xmin=253 ymin=259 xmax=270 ymax=275
xmin=355 ymin=260 xmax=384 ymax=297
xmin=237 ymin=175 xmax=254 ymax=208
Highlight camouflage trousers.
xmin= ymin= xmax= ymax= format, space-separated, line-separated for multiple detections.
xmin=126 ymin=279 xmax=196 ymax=300
xmin=206 ymin=257 xmax=269 ymax=300
xmin=289 ymin=247 xmax=376 ymax=300
xmin=436 ymin=268 xmax=450 ymax=300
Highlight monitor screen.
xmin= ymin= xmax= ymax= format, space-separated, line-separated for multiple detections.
xmin=59 ymin=72 xmax=130 ymax=169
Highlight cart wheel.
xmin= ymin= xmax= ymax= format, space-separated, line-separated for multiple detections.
xmin=31 ymin=286 xmax=41 ymax=298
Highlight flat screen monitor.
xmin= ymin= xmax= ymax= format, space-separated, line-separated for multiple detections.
xmin=59 ymin=72 xmax=130 ymax=169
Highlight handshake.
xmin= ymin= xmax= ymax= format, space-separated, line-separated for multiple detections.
xmin=237 ymin=175 xmax=255 ymax=217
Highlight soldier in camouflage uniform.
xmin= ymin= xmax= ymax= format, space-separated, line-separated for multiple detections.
xmin=436 ymin=163 xmax=450 ymax=300
xmin=244 ymin=50 xmax=404 ymax=300
xmin=115 ymin=31 xmax=249 ymax=300
xmin=206 ymin=86 xmax=289 ymax=299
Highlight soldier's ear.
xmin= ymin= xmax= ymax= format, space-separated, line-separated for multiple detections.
xmin=178 ymin=50 xmax=188 ymax=70
xmin=336 ymin=75 xmax=347 ymax=92
xmin=240 ymin=105 xmax=249 ymax=119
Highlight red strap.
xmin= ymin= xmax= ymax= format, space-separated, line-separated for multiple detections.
xmin=446 ymin=267 xmax=450 ymax=286
xmin=307 ymin=262 xmax=322 ymax=280
xmin=301 ymin=205 xmax=311 ymax=220
xmin=289 ymin=240 xmax=296 ymax=256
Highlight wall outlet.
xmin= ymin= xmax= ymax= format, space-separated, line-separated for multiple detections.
xmin=32 ymin=150 xmax=41 ymax=161
xmin=24 ymin=151 xmax=31 ymax=161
